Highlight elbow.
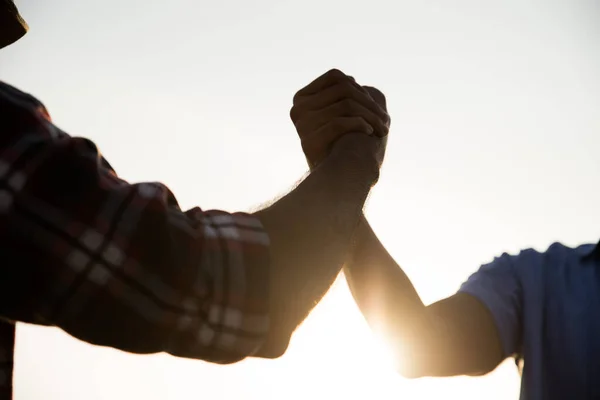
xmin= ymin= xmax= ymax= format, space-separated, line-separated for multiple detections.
xmin=396 ymin=364 xmax=425 ymax=380
xmin=394 ymin=356 xmax=435 ymax=379
xmin=399 ymin=370 xmax=428 ymax=380
xmin=254 ymin=343 xmax=288 ymax=360
xmin=397 ymin=366 xmax=428 ymax=379
xmin=389 ymin=338 xmax=454 ymax=379
xmin=382 ymin=339 xmax=436 ymax=379
xmin=393 ymin=347 xmax=499 ymax=379
xmin=252 ymin=332 xmax=292 ymax=360
xmin=254 ymin=341 xmax=289 ymax=360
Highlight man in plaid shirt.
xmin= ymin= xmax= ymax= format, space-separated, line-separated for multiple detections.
xmin=0 ymin=2 xmax=391 ymax=398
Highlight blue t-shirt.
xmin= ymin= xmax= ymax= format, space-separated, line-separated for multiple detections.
xmin=459 ymin=241 xmax=600 ymax=400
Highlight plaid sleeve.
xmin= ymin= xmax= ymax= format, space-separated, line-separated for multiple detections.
xmin=0 ymin=81 xmax=271 ymax=372
xmin=0 ymin=322 xmax=14 ymax=400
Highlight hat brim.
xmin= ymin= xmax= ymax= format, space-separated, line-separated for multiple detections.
xmin=0 ymin=2 xmax=28 ymax=49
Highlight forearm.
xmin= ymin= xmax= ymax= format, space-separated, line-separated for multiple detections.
xmin=345 ymin=216 xmax=429 ymax=349
xmin=254 ymin=133 xmax=379 ymax=358
xmin=345 ymin=217 xmax=504 ymax=377
xmin=345 ymin=216 xmax=447 ymax=377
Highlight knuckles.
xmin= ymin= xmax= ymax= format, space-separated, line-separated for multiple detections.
xmin=363 ymin=86 xmax=386 ymax=106
xmin=337 ymin=97 xmax=355 ymax=111
xmin=324 ymin=68 xmax=348 ymax=81
xmin=291 ymin=70 xmax=390 ymax=136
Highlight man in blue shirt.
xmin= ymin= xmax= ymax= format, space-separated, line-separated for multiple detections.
xmin=348 ymin=239 xmax=600 ymax=400
xmin=292 ymin=93 xmax=600 ymax=399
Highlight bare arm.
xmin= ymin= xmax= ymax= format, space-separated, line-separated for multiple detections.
xmin=344 ymin=217 xmax=505 ymax=377
xmin=287 ymin=72 xmax=506 ymax=375
xmin=254 ymin=134 xmax=380 ymax=357
xmin=252 ymin=69 xmax=391 ymax=357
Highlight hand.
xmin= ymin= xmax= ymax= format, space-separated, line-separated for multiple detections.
xmin=290 ymin=69 xmax=391 ymax=170
xmin=331 ymin=131 xmax=388 ymax=175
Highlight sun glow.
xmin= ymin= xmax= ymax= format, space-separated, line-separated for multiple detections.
xmin=273 ymin=276 xmax=418 ymax=396
xmin=266 ymin=274 xmax=520 ymax=400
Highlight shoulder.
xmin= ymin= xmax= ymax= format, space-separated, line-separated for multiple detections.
xmin=461 ymin=242 xmax=578 ymax=287
xmin=498 ymin=241 xmax=587 ymax=270
xmin=519 ymin=241 xmax=594 ymax=267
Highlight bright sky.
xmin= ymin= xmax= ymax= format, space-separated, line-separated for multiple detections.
xmin=1 ymin=0 xmax=599 ymax=399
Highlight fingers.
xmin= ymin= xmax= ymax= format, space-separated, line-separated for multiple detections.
xmin=292 ymin=69 xmax=349 ymax=100
xmin=362 ymin=86 xmax=387 ymax=111
xmin=301 ymin=117 xmax=374 ymax=167
xmin=290 ymin=68 xmax=391 ymax=169
xmin=291 ymin=82 xmax=390 ymax=132
xmin=294 ymin=97 xmax=389 ymax=139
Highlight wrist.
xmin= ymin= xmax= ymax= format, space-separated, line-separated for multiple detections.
xmin=327 ymin=133 xmax=381 ymax=184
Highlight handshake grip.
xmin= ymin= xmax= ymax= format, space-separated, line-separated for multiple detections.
xmin=330 ymin=131 xmax=388 ymax=176
xmin=291 ymin=69 xmax=390 ymax=171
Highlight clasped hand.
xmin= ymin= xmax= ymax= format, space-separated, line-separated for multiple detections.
xmin=290 ymin=69 xmax=391 ymax=171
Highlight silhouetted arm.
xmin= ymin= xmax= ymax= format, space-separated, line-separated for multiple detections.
xmin=254 ymin=133 xmax=380 ymax=357
xmin=0 ymin=83 xmax=377 ymax=366
xmin=344 ymin=216 xmax=505 ymax=377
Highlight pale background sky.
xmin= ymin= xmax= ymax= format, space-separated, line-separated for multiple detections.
xmin=1 ymin=0 xmax=599 ymax=399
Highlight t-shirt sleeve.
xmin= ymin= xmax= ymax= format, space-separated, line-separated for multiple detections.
xmin=458 ymin=252 xmax=522 ymax=357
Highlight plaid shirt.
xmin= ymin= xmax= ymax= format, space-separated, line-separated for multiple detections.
xmin=0 ymin=82 xmax=271 ymax=399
